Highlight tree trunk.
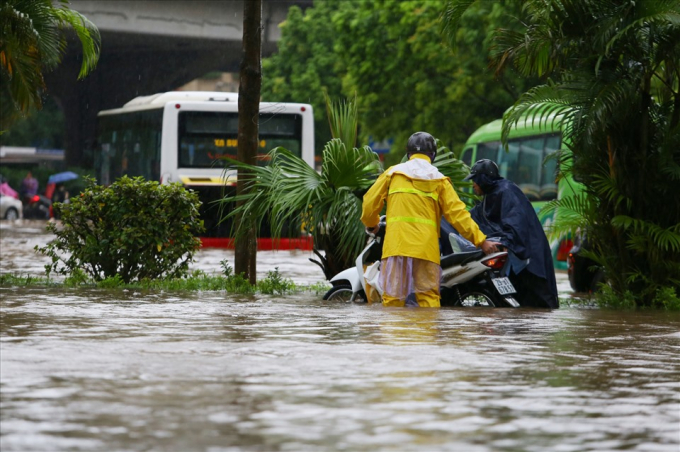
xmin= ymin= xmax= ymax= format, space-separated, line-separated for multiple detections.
xmin=235 ymin=0 xmax=262 ymax=284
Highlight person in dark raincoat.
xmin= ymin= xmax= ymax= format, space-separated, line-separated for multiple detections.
xmin=464 ymin=159 xmax=559 ymax=308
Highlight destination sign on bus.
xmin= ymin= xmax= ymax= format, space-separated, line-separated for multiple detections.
xmin=213 ymin=139 xmax=267 ymax=148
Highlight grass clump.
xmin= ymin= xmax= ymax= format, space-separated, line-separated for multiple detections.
xmin=0 ymin=260 xmax=330 ymax=297
xmin=0 ymin=273 xmax=59 ymax=287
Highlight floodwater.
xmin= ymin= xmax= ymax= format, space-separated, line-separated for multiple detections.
xmin=1 ymin=222 xmax=679 ymax=451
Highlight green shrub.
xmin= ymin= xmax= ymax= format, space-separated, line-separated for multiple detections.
xmin=37 ymin=176 xmax=205 ymax=283
xmin=652 ymin=286 xmax=680 ymax=311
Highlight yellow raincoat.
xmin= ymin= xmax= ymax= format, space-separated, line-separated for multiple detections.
xmin=361 ymin=154 xmax=486 ymax=307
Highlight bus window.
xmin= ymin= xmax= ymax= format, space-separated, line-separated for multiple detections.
xmin=461 ymin=147 xmax=473 ymax=166
xmin=178 ymin=111 xmax=303 ymax=169
xmin=500 ymin=141 xmax=520 ymax=182
xmin=477 ymin=141 xmax=500 ymax=162
xmin=517 ymin=137 xmax=543 ymax=201
xmin=539 ymin=134 xmax=560 ymax=200
xmin=96 ymin=109 xmax=163 ymax=184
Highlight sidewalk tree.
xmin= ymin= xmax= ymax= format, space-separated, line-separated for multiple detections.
xmin=222 ymin=94 xmax=379 ymax=279
xmin=443 ymin=0 xmax=680 ymax=307
xmin=0 ymin=0 xmax=100 ymax=132
xmin=235 ymin=0 xmax=262 ymax=284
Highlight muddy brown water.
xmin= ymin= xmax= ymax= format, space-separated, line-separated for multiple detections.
xmin=1 ymin=221 xmax=679 ymax=451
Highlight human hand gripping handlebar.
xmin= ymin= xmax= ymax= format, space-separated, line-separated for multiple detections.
xmin=481 ymin=240 xmax=504 ymax=255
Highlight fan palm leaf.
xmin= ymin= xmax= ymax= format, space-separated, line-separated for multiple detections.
xmin=0 ymin=0 xmax=100 ymax=130
xmin=220 ymin=92 xmax=383 ymax=279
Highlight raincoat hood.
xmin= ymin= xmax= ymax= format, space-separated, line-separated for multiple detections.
xmin=471 ymin=173 xmax=502 ymax=193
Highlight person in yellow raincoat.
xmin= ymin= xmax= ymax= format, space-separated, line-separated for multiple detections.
xmin=361 ymin=132 xmax=500 ymax=308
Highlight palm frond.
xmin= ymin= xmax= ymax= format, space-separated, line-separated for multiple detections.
xmin=324 ymin=90 xmax=358 ymax=149
xmin=432 ymin=146 xmax=477 ymax=207
xmin=439 ymin=0 xmax=477 ymax=50
xmin=612 ymin=215 xmax=680 ymax=253
xmin=0 ymin=0 xmax=100 ymax=129
xmin=52 ymin=6 xmax=101 ymax=78
xmin=590 ymin=172 xmax=633 ymax=211
xmin=540 ymin=193 xmax=591 ymax=240
xmin=502 ymin=83 xmax=577 ymax=145
xmin=603 ymin=1 xmax=680 ymax=57
xmin=322 ymin=139 xmax=381 ymax=190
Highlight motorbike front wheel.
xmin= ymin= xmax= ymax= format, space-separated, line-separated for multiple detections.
xmin=323 ymin=284 xmax=366 ymax=303
xmin=455 ymin=288 xmax=501 ymax=307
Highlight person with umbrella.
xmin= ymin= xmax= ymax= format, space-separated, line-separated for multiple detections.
xmin=46 ymin=172 xmax=78 ymax=219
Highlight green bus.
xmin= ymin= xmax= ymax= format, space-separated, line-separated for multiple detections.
xmin=460 ymin=117 xmax=583 ymax=278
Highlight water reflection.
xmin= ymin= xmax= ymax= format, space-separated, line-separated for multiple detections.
xmin=1 ymin=288 xmax=680 ymax=452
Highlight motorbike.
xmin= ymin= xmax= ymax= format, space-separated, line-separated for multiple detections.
xmin=22 ymin=194 xmax=52 ymax=220
xmin=323 ymin=219 xmax=520 ymax=307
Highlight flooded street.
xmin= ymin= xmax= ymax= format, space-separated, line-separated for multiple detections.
xmin=1 ymin=222 xmax=679 ymax=451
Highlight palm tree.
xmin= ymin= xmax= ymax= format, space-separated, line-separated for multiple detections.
xmin=442 ymin=0 xmax=680 ymax=307
xmin=0 ymin=0 xmax=100 ymax=131
xmin=221 ymin=94 xmax=380 ymax=279
xmin=221 ymin=93 xmax=475 ymax=280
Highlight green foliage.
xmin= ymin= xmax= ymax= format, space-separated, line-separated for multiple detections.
xmin=261 ymin=2 xmax=349 ymax=152
xmin=304 ymin=281 xmax=333 ymax=296
xmin=590 ymin=284 xmax=680 ymax=311
xmin=36 ymin=176 xmax=205 ymax=283
xmin=592 ymin=284 xmax=638 ymax=310
xmin=0 ymin=268 xmax=330 ymax=297
xmin=218 ymin=260 xmax=255 ymax=294
xmin=651 ymin=286 xmax=680 ymax=311
xmin=334 ymin=0 xmax=537 ymax=154
xmin=63 ymin=267 xmax=88 ymax=287
xmin=262 ymin=0 xmax=536 ymax=159
xmin=0 ymin=273 xmax=57 ymax=287
xmin=0 ymin=97 xmax=64 ymax=148
xmin=222 ymin=142 xmax=379 ymax=279
xmin=257 ymin=268 xmax=296 ymax=295
xmin=473 ymin=0 xmax=680 ymax=307
xmin=324 ymin=90 xmax=358 ymax=149
xmin=96 ymin=274 xmax=125 ymax=289
xmin=0 ymin=0 xmax=100 ymax=131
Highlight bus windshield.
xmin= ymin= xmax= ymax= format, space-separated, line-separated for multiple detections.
xmin=463 ymin=133 xmax=561 ymax=202
xmin=178 ymin=111 xmax=303 ymax=168
xmin=96 ymin=109 xmax=163 ymax=186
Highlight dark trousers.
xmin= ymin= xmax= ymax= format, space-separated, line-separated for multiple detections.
xmin=509 ymin=270 xmax=559 ymax=309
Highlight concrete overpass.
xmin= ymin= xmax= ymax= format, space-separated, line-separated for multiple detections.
xmin=45 ymin=0 xmax=312 ymax=166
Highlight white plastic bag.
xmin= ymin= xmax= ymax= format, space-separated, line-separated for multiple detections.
xmin=363 ymin=260 xmax=383 ymax=302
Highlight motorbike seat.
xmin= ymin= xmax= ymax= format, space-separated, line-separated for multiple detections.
xmin=440 ymin=250 xmax=484 ymax=268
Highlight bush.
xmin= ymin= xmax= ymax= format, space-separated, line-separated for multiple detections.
xmin=37 ymin=176 xmax=205 ymax=283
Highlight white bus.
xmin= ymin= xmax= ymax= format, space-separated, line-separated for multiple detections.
xmin=95 ymin=91 xmax=315 ymax=248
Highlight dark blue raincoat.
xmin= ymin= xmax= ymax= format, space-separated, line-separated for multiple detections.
xmin=469 ymin=175 xmax=558 ymax=308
